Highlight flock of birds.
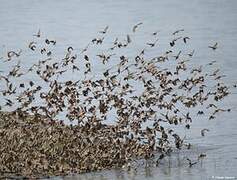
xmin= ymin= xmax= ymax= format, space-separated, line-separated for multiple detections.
xmin=0 ymin=23 xmax=234 ymax=177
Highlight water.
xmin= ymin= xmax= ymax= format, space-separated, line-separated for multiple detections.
xmin=1 ymin=0 xmax=237 ymax=179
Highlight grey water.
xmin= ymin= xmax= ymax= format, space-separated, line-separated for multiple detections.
xmin=1 ymin=0 xmax=237 ymax=179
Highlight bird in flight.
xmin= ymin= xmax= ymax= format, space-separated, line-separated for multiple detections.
xmin=188 ymin=50 xmax=195 ymax=57
xmin=208 ymin=42 xmax=218 ymax=50
xmin=147 ymin=39 xmax=158 ymax=47
xmin=172 ymin=29 xmax=184 ymax=35
xmin=152 ymin=30 xmax=160 ymax=36
xmin=33 ymin=29 xmax=41 ymax=38
xmin=186 ymin=158 xmax=197 ymax=167
xmin=127 ymin=34 xmax=132 ymax=44
xmin=201 ymin=128 xmax=209 ymax=136
xmin=183 ymin=36 xmax=190 ymax=43
xmin=132 ymin=22 xmax=143 ymax=32
xmin=99 ymin=26 xmax=109 ymax=34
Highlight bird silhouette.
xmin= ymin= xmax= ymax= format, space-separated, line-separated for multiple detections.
xmin=208 ymin=42 xmax=218 ymax=50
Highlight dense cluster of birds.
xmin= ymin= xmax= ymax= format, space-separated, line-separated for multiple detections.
xmin=0 ymin=24 xmax=234 ymax=178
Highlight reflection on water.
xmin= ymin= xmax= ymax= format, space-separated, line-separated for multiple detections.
xmin=1 ymin=0 xmax=237 ymax=179
xmin=54 ymin=139 xmax=237 ymax=180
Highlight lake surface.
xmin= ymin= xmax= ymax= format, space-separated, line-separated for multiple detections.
xmin=1 ymin=0 xmax=237 ymax=179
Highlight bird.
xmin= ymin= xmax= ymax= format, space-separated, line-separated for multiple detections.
xmin=209 ymin=115 xmax=216 ymax=120
xmin=183 ymin=37 xmax=190 ymax=43
xmin=132 ymin=22 xmax=143 ymax=32
xmin=155 ymin=153 xmax=165 ymax=166
xmin=201 ymin=128 xmax=209 ymax=136
xmin=187 ymin=50 xmax=195 ymax=57
xmin=147 ymin=39 xmax=158 ymax=47
xmin=186 ymin=158 xmax=197 ymax=167
xmin=208 ymin=42 xmax=218 ymax=50
xmin=33 ymin=29 xmax=41 ymax=37
xmin=67 ymin=47 xmax=74 ymax=52
xmin=45 ymin=39 xmax=56 ymax=45
xmin=81 ymin=43 xmax=90 ymax=54
xmin=47 ymin=51 xmax=52 ymax=56
xmin=198 ymin=153 xmax=206 ymax=160
xmin=29 ymin=42 xmax=36 ymax=51
xmin=41 ymin=48 xmax=46 ymax=54
xmin=172 ymin=29 xmax=184 ymax=35
xmin=170 ymin=37 xmax=182 ymax=47
xmin=99 ymin=26 xmax=109 ymax=34
xmin=170 ymin=41 xmax=175 ymax=47
xmin=152 ymin=31 xmax=160 ymax=36
xmin=197 ymin=111 xmax=204 ymax=115
xmin=174 ymin=51 xmax=181 ymax=60
xmin=127 ymin=34 xmax=132 ymax=44
xmin=5 ymin=50 xmax=22 ymax=61
xmin=0 ymin=26 xmax=233 ymax=175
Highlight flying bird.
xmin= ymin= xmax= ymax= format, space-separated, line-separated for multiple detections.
xmin=186 ymin=158 xmax=197 ymax=167
xmin=188 ymin=50 xmax=195 ymax=57
xmin=208 ymin=42 xmax=218 ymax=50
xmin=132 ymin=22 xmax=143 ymax=32
xmin=99 ymin=26 xmax=109 ymax=34
xmin=201 ymin=128 xmax=209 ymax=136
xmin=183 ymin=37 xmax=190 ymax=43
xmin=33 ymin=29 xmax=41 ymax=37
xmin=172 ymin=29 xmax=184 ymax=35
xmin=147 ymin=39 xmax=158 ymax=47
xmin=127 ymin=34 xmax=132 ymax=44
xmin=152 ymin=31 xmax=160 ymax=36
